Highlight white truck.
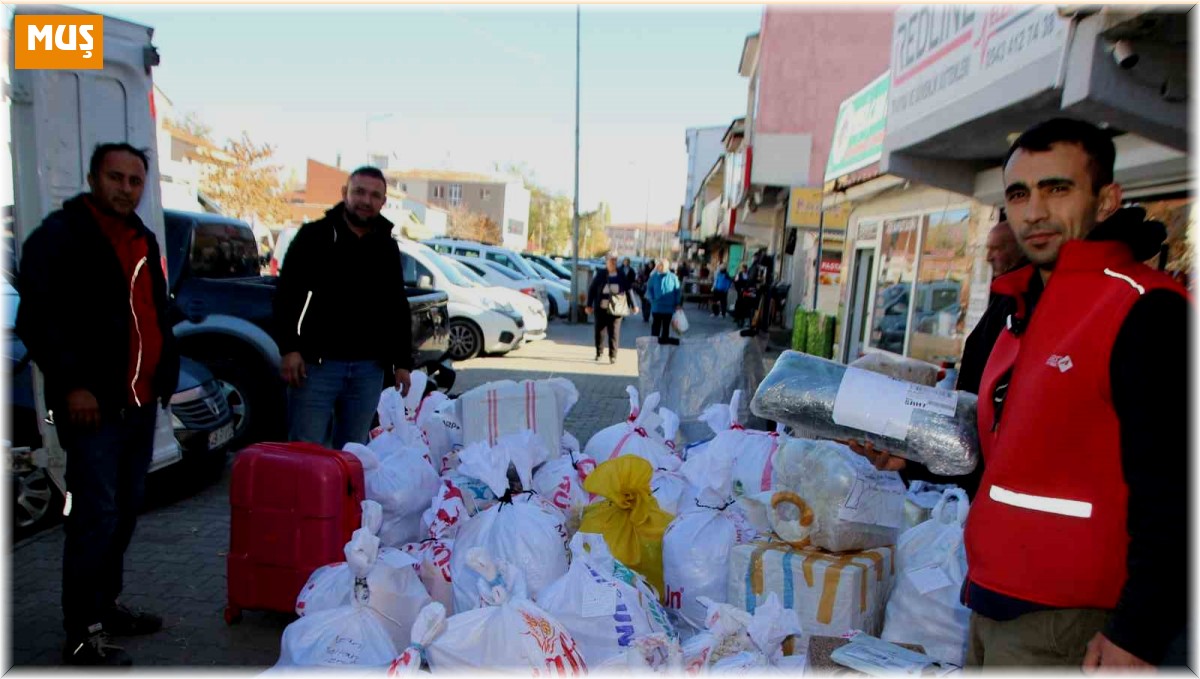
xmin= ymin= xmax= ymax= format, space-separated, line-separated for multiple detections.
xmin=4 ymin=5 xmax=232 ymax=534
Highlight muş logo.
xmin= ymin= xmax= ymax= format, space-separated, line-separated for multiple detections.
xmin=15 ymin=15 xmax=104 ymax=70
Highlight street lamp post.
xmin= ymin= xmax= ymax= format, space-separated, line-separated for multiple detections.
xmin=570 ymin=5 xmax=582 ymax=324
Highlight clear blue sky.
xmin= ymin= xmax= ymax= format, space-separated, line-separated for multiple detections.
xmin=76 ymin=3 xmax=763 ymax=224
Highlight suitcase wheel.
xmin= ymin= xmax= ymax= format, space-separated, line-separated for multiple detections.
xmin=224 ymin=606 xmax=242 ymax=626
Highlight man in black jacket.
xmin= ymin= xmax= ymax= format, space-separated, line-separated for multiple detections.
xmin=16 ymin=143 xmax=180 ymax=666
xmin=272 ymin=166 xmax=412 ymax=449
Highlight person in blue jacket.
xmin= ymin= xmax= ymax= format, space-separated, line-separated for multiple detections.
xmin=646 ymin=259 xmax=682 ymax=345
xmin=711 ymin=265 xmax=733 ymax=317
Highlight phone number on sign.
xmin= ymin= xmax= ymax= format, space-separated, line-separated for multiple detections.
xmin=984 ymin=13 xmax=1058 ymax=69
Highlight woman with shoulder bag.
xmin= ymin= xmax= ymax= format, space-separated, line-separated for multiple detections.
xmin=586 ymin=255 xmax=639 ymax=364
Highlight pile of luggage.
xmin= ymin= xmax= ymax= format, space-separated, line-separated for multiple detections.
xmin=229 ymin=351 xmax=982 ymax=674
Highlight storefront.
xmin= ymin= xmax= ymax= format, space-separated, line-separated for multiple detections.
xmin=821 ymin=70 xmax=996 ymax=365
xmin=881 ymin=6 xmax=1190 ymax=285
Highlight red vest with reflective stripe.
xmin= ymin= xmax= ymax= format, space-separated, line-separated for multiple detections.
xmin=965 ymin=240 xmax=1186 ymax=609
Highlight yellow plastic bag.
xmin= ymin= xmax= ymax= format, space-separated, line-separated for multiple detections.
xmin=580 ymin=456 xmax=674 ymax=600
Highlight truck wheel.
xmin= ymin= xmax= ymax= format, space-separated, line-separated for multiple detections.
xmin=190 ymin=353 xmax=283 ymax=449
xmin=446 ymin=319 xmax=483 ymax=361
xmin=13 ymin=467 xmax=64 ymax=538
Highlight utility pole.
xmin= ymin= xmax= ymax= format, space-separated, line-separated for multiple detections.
xmin=570 ymin=5 xmax=582 ymax=323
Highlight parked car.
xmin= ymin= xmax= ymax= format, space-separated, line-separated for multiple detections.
xmin=397 ymin=239 xmax=525 ymax=361
xmin=521 ymin=252 xmax=571 ymax=281
xmin=446 ymin=254 xmax=551 ymax=316
xmin=521 ymin=257 xmax=572 ymax=318
xmin=6 ymin=281 xmax=234 ymax=537
xmin=444 ymin=257 xmax=547 ymax=341
xmin=870 ymin=281 xmax=963 ymax=355
xmin=165 ymin=210 xmax=452 ymax=447
xmin=268 ymin=225 xmax=299 ymax=276
xmin=422 ymin=237 xmax=553 ymax=312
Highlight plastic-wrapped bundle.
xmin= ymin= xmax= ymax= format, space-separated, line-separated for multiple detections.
xmin=850 ymin=351 xmax=941 ymax=387
xmin=637 ymin=330 xmax=767 ymax=445
xmin=741 ymin=438 xmax=903 ymax=553
xmin=750 ymin=351 xmax=980 ymax=476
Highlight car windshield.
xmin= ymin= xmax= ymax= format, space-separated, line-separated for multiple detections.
xmin=447 ymin=259 xmax=485 ymax=287
xmin=485 ymin=261 xmax=524 ymax=281
xmin=528 ymin=259 xmax=559 ymax=280
xmin=421 ymin=248 xmax=476 ymax=287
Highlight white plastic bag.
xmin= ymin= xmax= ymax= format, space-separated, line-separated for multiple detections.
xmin=689 ymin=391 xmax=786 ymax=497
xmin=681 ymin=593 xmax=801 ymax=674
xmin=294 ymin=525 xmax=431 ymax=651
xmin=538 ymin=533 xmax=678 ymax=666
xmin=450 ymin=437 xmax=569 ymax=611
xmin=584 ymin=386 xmax=674 ymax=468
xmin=532 ymin=449 xmax=597 ymax=515
xmin=901 ymin=480 xmax=961 ymax=533
xmin=882 ymin=488 xmax=971 ymax=667
xmin=423 ymin=397 xmax=464 ymax=474
xmin=275 ymin=530 xmax=401 ymax=669
xmin=592 ymin=632 xmax=684 ymax=674
xmin=390 ymin=549 xmax=588 ymax=674
xmin=372 ymin=372 xmax=433 ymax=455
xmin=672 ymin=308 xmax=690 ymax=335
xmin=663 ymin=452 xmax=760 ymax=632
xmin=401 ymin=479 xmax=470 ymax=613
xmin=343 ymin=442 xmax=440 ymax=548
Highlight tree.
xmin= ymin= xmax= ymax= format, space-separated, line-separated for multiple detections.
xmin=200 ymin=132 xmax=290 ymax=226
xmin=447 ymin=204 xmax=502 ymax=244
xmin=175 ymin=112 xmax=213 ymax=141
xmin=580 ymin=202 xmax=611 ymax=257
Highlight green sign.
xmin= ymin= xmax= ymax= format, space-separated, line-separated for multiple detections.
xmin=825 ymin=72 xmax=890 ymax=183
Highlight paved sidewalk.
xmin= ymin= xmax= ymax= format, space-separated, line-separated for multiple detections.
xmin=7 ymin=308 xmax=772 ymax=669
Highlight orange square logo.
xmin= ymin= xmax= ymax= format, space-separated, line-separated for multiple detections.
xmin=14 ymin=15 xmax=104 ymax=70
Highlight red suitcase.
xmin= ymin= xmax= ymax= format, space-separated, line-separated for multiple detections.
xmin=225 ymin=442 xmax=365 ymax=624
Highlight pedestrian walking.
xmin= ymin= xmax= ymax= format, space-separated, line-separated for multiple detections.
xmin=711 ymin=265 xmax=732 ymax=317
xmin=646 ymin=260 xmax=682 ymax=344
xmin=16 ymin=143 xmax=180 ymax=666
xmin=586 ymin=255 xmax=638 ymax=363
xmin=732 ymin=264 xmax=756 ymax=328
xmin=852 ymin=118 xmax=1188 ymax=669
xmin=272 ymin=166 xmax=413 ymax=449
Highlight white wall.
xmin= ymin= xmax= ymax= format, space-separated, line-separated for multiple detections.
xmin=684 ymin=126 xmax=726 ymax=209
xmin=501 ymin=182 xmax=531 ymax=252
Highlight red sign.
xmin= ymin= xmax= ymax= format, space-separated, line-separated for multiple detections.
xmin=820 ymin=260 xmax=842 ymax=275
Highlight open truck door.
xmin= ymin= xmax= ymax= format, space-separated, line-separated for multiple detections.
xmin=5 ymin=5 xmax=180 ymax=503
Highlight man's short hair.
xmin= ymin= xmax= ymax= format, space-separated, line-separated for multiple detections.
xmin=89 ymin=143 xmax=150 ymax=178
xmin=1003 ymin=118 xmax=1116 ymax=193
xmin=348 ymin=166 xmax=387 ymax=189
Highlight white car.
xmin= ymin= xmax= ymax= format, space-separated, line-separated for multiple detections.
xmin=448 ymin=254 xmax=551 ymax=317
xmin=522 ymin=257 xmax=572 ymax=318
xmin=445 ymin=257 xmax=547 ymax=342
xmin=396 ymin=239 xmax=525 ymax=361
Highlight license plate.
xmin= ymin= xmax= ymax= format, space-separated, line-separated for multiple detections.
xmin=208 ymin=423 xmax=235 ymax=450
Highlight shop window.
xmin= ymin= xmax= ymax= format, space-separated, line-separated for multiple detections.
xmin=867 ymin=216 xmax=922 ymax=355
xmin=908 ymin=207 xmax=975 ymax=365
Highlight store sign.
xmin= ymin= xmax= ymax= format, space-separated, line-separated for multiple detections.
xmin=819 ymin=260 xmax=842 ymax=275
xmin=826 ymin=72 xmax=890 ymax=183
xmin=788 ymin=187 xmax=853 ymax=230
xmin=887 ymin=5 xmax=1068 ymax=135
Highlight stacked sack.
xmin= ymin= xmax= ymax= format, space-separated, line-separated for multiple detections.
xmin=400 ymin=479 xmax=469 ymax=613
xmin=686 ymin=390 xmax=789 ymax=499
xmin=662 ymin=442 xmax=760 ymax=634
xmin=538 ymin=532 xmax=678 ymax=667
xmin=727 ymin=438 xmax=901 ymax=640
xmin=449 ymin=430 xmax=569 ymax=612
xmin=276 ymin=518 xmax=420 ymax=669
xmin=584 ymin=386 xmax=676 ymax=469
xmin=651 ymin=409 xmax=693 ymax=515
xmin=389 ymin=548 xmax=587 ymax=674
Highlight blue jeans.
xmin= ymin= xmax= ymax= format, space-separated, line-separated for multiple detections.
xmin=287 ymin=359 xmax=385 ymax=450
xmin=60 ymin=404 xmax=156 ymax=635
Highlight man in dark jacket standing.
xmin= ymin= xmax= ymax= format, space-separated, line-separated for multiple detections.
xmin=272 ymin=166 xmax=412 ymax=449
xmin=17 ymin=143 xmax=180 ymax=666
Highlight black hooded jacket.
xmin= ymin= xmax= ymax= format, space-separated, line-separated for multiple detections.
xmin=272 ymin=203 xmax=412 ymax=371
xmin=15 ymin=194 xmax=180 ymax=415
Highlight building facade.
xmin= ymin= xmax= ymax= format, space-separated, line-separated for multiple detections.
xmin=385 ymin=170 xmax=531 ymax=252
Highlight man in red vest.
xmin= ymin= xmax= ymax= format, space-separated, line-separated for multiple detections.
xmin=857 ymin=118 xmax=1188 ymax=668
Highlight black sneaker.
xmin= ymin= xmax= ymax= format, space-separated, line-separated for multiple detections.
xmin=63 ymin=625 xmax=133 ymax=666
xmin=103 ymin=602 xmax=163 ymax=636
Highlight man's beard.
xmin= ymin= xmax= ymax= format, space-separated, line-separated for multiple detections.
xmin=344 ymin=206 xmax=375 ymax=228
